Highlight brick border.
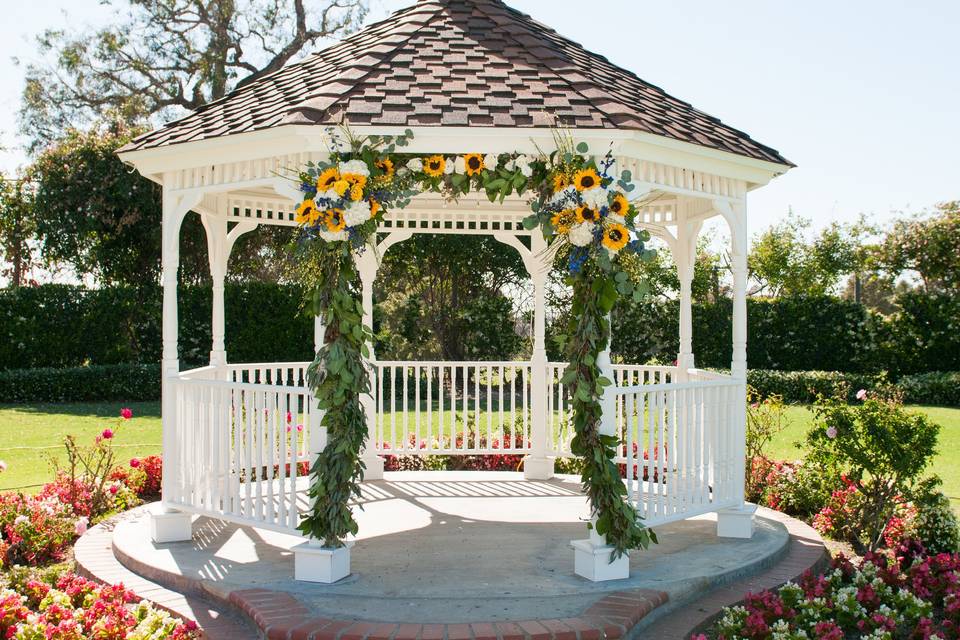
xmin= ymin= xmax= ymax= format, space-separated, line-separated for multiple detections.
xmin=635 ymin=507 xmax=827 ymax=639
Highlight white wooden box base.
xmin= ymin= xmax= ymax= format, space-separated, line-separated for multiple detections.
xmin=522 ymin=455 xmax=556 ymax=480
xmin=363 ymin=454 xmax=385 ymax=481
xmin=293 ymin=541 xmax=353 ymax=583
xmin=716 ymin=503 xmax=757 ymax=539
xmin=149 ymin=507 xmax=193 ymax=544
xmin=571 ymin=539 xmax=630 ymax=582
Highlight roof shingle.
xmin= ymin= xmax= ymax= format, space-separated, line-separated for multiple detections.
xmin=122 ymin=0 xmax=791 ymax=166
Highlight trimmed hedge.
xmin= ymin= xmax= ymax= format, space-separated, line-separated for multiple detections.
xmin=746 ymin=369 xmax=960 ymax=407
xmin=897 ymin=372 xmax=960 ymax=407
xmin=0 ymin=363 xmax=161 ymax=403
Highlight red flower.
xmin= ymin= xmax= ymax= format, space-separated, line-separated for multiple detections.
xmin=101 ymin=429 xmax=114 ymax=440
xmin=120 ymin=408 xmax=133 ymax=420
xmin=129 ymin=458 xmax=140 ymax=468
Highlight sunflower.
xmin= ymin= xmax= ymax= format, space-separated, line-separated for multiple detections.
xmin=375 ymin=158 xmax=395 ymax=180
xmin=423 ymin=155 xmax=446 ymax=177
xmin=325 ymin=208 xmax=346 ymax=233
xmin=331 ymin=179 xmax=350 ymax=197
xmin=550 ymin=209 xmax=576 ymax=234
xmin=295 ymin=199 xmax=321 ymax=226
xmin=552 ymin=173 xmax=570 ymax=194
xmin=463 ymin=153 xmax=484 ymax=176
xmin=317 ymin=167 xmax=341 ymax=191
xmin=349 ymin=183 xmax=364 ymax=202
xmin=609 ymin=192 xmax=629 ymax=217
xmin=573 ymin=168 xmax=601 ymax=192
xmin=602 ymin=223 xmax=629 ymax=252
xmin=575 ymin=204 xmax=600 ymax=224
xmin=369 ymin=198 xmax=381 ymax=218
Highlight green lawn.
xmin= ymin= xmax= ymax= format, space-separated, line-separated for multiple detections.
xmin=1 ymin=401 xmax=958 ymax=509
xmin=0 ymin=402 xmax=162 ymax=492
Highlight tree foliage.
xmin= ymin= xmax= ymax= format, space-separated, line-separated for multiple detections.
xmin=20 ymin=0 xmax=368 ymax=147
xmin=0 ymin=175 xmax=37 ymax=287
xmin=872 ymin=201 xmax=960 ymax=294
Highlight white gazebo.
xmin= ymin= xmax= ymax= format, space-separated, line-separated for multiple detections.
xmin=118 ymin=0 xmax=791 ymax=583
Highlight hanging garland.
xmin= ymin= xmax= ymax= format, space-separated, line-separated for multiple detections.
xmin=294 ymin=126 xmax=657 ymax=558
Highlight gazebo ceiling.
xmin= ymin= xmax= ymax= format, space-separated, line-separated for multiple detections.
xmin=121 ymin=0 xmax=791 ymax=168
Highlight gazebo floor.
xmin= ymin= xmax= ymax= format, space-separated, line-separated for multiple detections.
xmin=99 ymin=472 xmax=795 ymax=638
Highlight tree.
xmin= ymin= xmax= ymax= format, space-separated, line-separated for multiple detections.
xmin=619 ymin=239 xmax=725 ymax=303
xmin=20 ymin=0 xmax=368 ymax=147
xmin=873 ymin=201 xmax=960 ymax=293
xmin=27 ymin=120 xmax=294 ymax=288
xmin=749 ymin=212 xmax=862 ymax=297
xmin=0 ymin=175 xmax=37 ymax=287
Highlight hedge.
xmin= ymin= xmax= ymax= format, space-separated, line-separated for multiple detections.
xmin=897 ymin=372 xmax=960 ymax=407
xmin=0 ymin=363 xmax=161 ymax=403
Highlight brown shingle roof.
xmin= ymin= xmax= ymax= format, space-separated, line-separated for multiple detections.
xmin=122 ymin=0 xmax=791 ymax=166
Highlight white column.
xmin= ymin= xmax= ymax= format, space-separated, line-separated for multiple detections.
xmin=523 ymin=233 xmax=554 ymax=480
xmin=355 ymin=250 xmax=384 ymax=480
xmin=309 ymin=315 xmax=327 ymax=466
xmin=204 ymin=214 xmax=229 ymax=368
xmin=675 ymin=219 xmax=703 ymax=377
xmin=151 ymin=185 xmax=200 ymax=543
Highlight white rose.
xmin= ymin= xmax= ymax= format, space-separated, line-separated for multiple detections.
xmin=454 ymin=156 xmax=466 ymax=174
xmin=340 ymin=159 xmax=370 ymax=177
xmin=406 ymin=158 xmax=423 ymax=172
xmin=484 ymin=153 xmax=499 ymax=169
xmin=518 ymin=159 xmax=533 ymax=178
xmin=583 ymin=187 xmax=609 ymax=210
xmin=568 ymin=223 xmax=595 ymax=247
xmin=445 ymin=157 xmax=456 ymax=174
xmin=505 ymin=157 xmax=516 ymax=171
xmin=318 ymin=229 xmax=348 ymax=242
xmin=344 ymin=200 xmax=371 ymax=227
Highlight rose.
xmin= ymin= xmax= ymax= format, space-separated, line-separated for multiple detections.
xmin=120 ymin=408 xmax=133 ymax=420
xmin=0 ymin=460 xmax=6 ymax=473
xmin=75 ymin=517 xmax=88 ymax=536
xmin=826 ymin=426 xmax=838 ymax=439
xmin=101 ymin=429 xmax=114 ymax=440
xmin=129 ymin=458 xmax=140 ymax=468
xmin=856 ymin=389 xmax=868 ymax=401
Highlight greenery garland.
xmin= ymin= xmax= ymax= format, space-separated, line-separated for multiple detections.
xmin=294 ymin=126 xmax=658 ymax=556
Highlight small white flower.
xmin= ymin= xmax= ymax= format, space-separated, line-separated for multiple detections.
xmin=454 ymin=156 xmax=466 ymax=174
xmin=505 ymin=157 xmax=516 ymax=171
xmin=568 ymin=223 xmax=595 ymax=247
xmin=318 ymin=229 xmax=348 ymax=242
xmin=339 ymin=159 xmax=370 ymax=177
xmin=444 ymin=157 xmax=456 ymax=174
xmin=518 ymin=161 xmax=533 ymax=178
xmin=322 ymin=189 xmax=342 ymax=203
xmin=406 ymin=158 xmax=423 ymax=172
xmin=14 ymin=514 xmax=29 ymax=526
xmin=484 ymin=153 xmax=499 ymax=169
xmin=343 ymin=200 xmax=372 ymax=227
xmin=583 ymin=187 xmax=609 ymax=210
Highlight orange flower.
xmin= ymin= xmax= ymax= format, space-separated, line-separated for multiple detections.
xmin=325 ymin=209 xmax=346 ymax=232
xmin=463 ymin=153 xmax=484 ymax=176
xmin=317 ymin=167 xmax=340 ymax=191
xmin=295 ymin=199 xmax=321 ymax=226
xmin=369 ymin=198 xmax=381 ymax=218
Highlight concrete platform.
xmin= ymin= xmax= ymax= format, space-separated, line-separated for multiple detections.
xmin=94 ymin=472 xmax=800 ymax=638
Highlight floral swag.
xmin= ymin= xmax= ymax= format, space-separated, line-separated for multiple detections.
xmin=294 ymin=127 xmax=658 ymax=559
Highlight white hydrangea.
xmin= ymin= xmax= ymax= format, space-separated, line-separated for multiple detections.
xmin=445 ymin=157 xmax=456 ymax=174
xmin=550 ymin=184 xmax=578 ymax=206
xmin=344 ymin=200 xmax=371 ymax=227
xmin=406 ymin=158 xmax=423 ymax=172
xmin=484 ymin=153 xmax=499 ymax=169
xmin=568 ymin=223 xmax=594 ymax=247
xmin=582 ymin=187 xmax=610 ymax=210
xmin=322 ymin=189 xmax=342 ymax=202
xmin=607 ymin=213 xmax=626 ymax=225
xmin=340 ymin=159 xmax=369 ymax=177
xmin=454 ymin=156 xmax=467 ymax=174
xmin=319 ymin=229 xmax=348 ymax=242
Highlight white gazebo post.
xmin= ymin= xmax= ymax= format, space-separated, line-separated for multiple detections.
xmin=675 ymin=218 xmax=703 ymax=380
xmin=149 ymin=184 xmax=200 ymax=544
xmin=523 ymin=232 xmax=554 ymax=480
xmin=355 ymin=249 xmax=384 ymax=480
xmin=571 ymin=314 xmax=630 ymax=581
xmin=716 ymin=199 xmax=756 ymax=538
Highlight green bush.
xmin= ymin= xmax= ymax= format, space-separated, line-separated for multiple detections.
xmin=746 ymin=369 xmax=887 ymax=403
xmin=897 ymin=372 xmax=960 ymax=407
xmin=0 ymin=364 xmax=160 ymax=403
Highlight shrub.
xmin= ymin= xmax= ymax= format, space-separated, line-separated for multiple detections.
xmin=897 ymin=371 xmax=960 ymax=407
xmin=908 ymin=479 xmax=960 ymax=555
xmin=744 ymin=389 xmax=788 ymax=503
xmin=805 ymin=389 xmax=940 ymax=553
xmin=0 ymin=494 xmax=77 ymax=567
xmin=0 ymin=363 xmax=160 ymax=403
xmin=758 ymin=459 xmax=841 ymax=519
xmin=746 ymin=369 xmax=887 ymax=404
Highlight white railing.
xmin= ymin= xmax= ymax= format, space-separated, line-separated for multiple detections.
xmin=166 ymin=367 xmax=313 ymax=533
xmin=372 ymin=361 xmax=532 ymax=455
xmin=614 ymin=376 xmax=744 ymax=527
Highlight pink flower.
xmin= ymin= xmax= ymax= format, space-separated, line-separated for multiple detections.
xmin=109 ymin=484 xmax=119 ymax=495
xmin=297 ymin=424 xmax=303 ymax=432
xmin=129 ymin=458 xmax=140 ymax=468
xmin=101 ymin=428 xmax=114 ymax=440
xmin=286 ymin=411 xmax=293 ymax=423
xmin=286 ymin=425 xmax=292 ymax=433
xmin=856 ymin=389 xmax=868 ymax=401
xmin=74 ymin=517 xmax=88 ymax=536
xmin=826 ymin=426 xmax=838 ymax=439
xmin=0 ymin=460 xmax=7 ymax=473
xmin=120 ymin=407 xmax=133 ymax=420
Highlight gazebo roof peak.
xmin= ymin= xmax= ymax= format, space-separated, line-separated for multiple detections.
xmin=122 ymin=0 xmax=791 ymax=167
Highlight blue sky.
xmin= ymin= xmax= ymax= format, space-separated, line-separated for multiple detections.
xmin=1 ymin=0 xmax=957 ymax=237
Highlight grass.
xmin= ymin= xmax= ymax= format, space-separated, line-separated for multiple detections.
xmin=1 ymin=401 xmax=958 ymax=508
xmin=0 ymin=402 xmax=161 ymax=492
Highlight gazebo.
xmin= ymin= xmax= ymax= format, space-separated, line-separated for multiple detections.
xmin=118 ymin=0 xmax=792 ymax=583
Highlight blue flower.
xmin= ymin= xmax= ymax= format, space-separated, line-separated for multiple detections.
xmin=568 ymin=249 xmax=588 ymax=274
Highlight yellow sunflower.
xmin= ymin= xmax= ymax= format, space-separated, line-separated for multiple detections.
xmin=375 ymin=158 xmax=395 ymax=180
xmin=552 ymin=173 xmax=570 ymax=194
xmin=317 ymin=167 xmax=341 ymax=191
xmin=463 ymin=153 xmax=484 ymax=176
xmin=609 ymin=192 xmax=629 ymax=216
xmin=602 ymin=223 xmax=629 ymax=252
xmin=331 ymin=179 xmax=350 ymax=197
xmin=295 ymin=199 xmax=321 ymax=226
xmin=573 ymin=168 xmax=601 ymax=192
xmin=551 ymin=209 xmax=575 ymax=234
xmin=575 ymin=204 xmax=600 ymax=224
xmin=342 ymin=173 xmax=367 ymax=190
xmin=349 ymin=183 xmax=364 ymax=202
xmin=325 ymin=208 xmax=346 ymax=233
xmin=369 ymin=198 xmax=381 ymax=218
xmin=424 ymin=155 xmax=446 ymax=177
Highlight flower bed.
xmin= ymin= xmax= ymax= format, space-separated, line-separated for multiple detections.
xmin=695 ymin=546 xmax=960 ymax=639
